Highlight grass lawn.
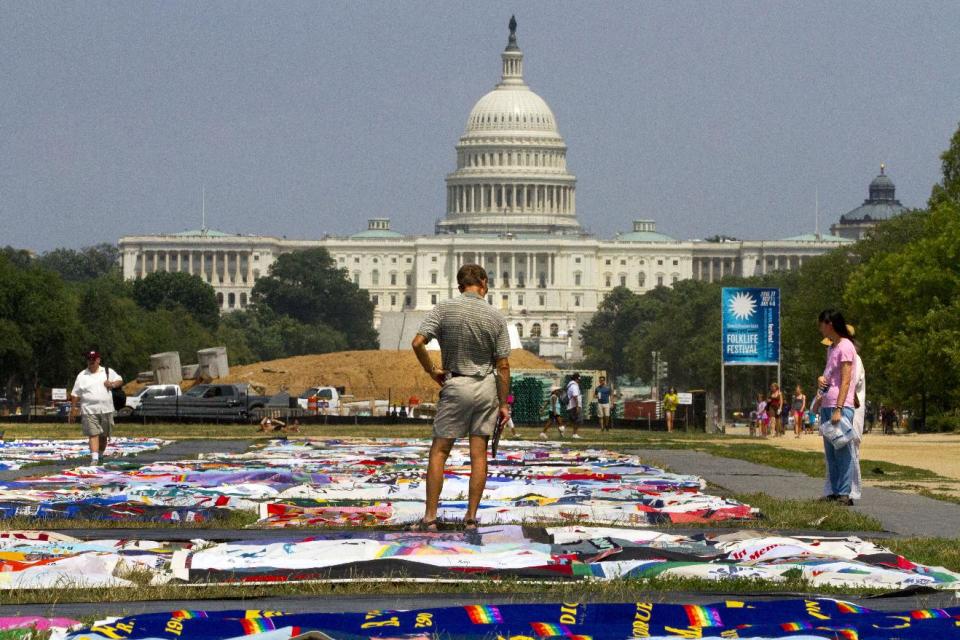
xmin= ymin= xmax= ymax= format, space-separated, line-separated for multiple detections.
xmin=0 ymin=571 xmax=897 ymax=606
xmin=729 ymin=493 xmax=882 ymax=531
xmin=882 ymin=537 xmax=960 ymax=571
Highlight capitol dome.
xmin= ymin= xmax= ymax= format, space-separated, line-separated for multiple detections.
xmin=466 ymin=88 xmax=558 ymax=135
xmin=436 ymin=17 xmax=581 ymax=236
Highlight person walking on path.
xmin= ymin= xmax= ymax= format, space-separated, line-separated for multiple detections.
xmin=768 ymin=383 xmax=784 ymax=437
xmin=813 ymin=309 xmax=859 ymax=506
xmin=565 ymin=373 xmax=584 ymax=438
xmin=539 ymin=388 xmax=565 ymax=440
xmin=791 ymin=385 xmax=807 ymax=438
xmin=662 ymin=388 xmax=679 ymax=432
xmin=411 ymin=264 xmax=511 ymax=531
xmin=594 ymin=376 xmax=613 ymax=432
xmin=68 ymin=351 xmax=123 ymax=465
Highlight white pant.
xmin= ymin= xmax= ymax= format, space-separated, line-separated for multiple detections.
xmin=824 ymin=438 xmax=861 ymax=500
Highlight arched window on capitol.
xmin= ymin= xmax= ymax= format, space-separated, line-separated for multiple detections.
xmin=516 ymin=323 xmax=524 ymax=337
xmin=549 ymin=323 xmax=559 ymax=337
xmin=531 ymin=323 xmax=542 ymax=338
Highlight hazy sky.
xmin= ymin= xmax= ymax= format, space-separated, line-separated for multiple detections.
xmin=2 ymin=2 xmax=959 ymax=251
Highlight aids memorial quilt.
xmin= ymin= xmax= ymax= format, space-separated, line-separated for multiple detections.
xmin=67 ymin=598 xmax=960 ymax=640
xmin=0 ymin=439 xmax=757 ymax=526
xmin=0 ymin=438 xmax=168 ymax=471
xmin=2 ymin=527 xmax=958 ymax=591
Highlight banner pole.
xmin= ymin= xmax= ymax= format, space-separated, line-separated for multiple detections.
xmin=777 ymin=288 xmax=782 ymax=432
xmin=720 ymin=364 xmax=726 ymax=435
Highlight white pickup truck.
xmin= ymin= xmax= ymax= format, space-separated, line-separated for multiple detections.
xmin=122 ymin=384 xmax=181 ymax=415
xmin=297 ymin=386 xmax=341 ymax=412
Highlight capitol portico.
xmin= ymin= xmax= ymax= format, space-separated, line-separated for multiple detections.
xmin=119 ymin=18 xmax=865 ymax=361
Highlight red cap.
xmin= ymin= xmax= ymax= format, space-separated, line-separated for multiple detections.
xmin=85 ymin=351 xmax=100 ymax=360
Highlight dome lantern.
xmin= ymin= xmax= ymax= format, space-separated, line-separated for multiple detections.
xmin=500 ymin=15 xmax=524 ymax=86
xmin=868 ymin=163 xmax=897 ymax=202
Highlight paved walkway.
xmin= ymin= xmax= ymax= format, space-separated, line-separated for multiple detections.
xmin=632 ymin=448 xmax=960 ymax=537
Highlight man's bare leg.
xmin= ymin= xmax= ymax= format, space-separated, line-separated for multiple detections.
xmin=424 ymin=438 xmax=454 ymax=522
xmin=88 ymin=436 xmax=99 ymax=457
xmin=98 ymin=434 xmax=108 ymax=455
xmin=466 ymin=435 xmax=489 ymax=521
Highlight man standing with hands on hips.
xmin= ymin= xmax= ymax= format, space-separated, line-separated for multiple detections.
xmin=411 ymin=264 xmax=511 ymax=532
xmin=69 ymin=351 xmax=123 ymax=465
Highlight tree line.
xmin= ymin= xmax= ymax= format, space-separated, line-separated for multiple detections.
xmin=0 ymin=246 xmax=376 ymax=405
xmin=581 ymin=122 xmax=960 ymax=431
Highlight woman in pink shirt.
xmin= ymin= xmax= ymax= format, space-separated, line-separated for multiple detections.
xmin=813 ymin=309 xmax=858 ymax=506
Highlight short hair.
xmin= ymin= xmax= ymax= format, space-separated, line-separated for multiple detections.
xmin=457 ymin=264 xmax=488 ymax=288
xmin=571 ymin=372 xmax=581 ymax=380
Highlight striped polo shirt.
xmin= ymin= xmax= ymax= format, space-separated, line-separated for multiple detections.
xmin=416 ymin=291 xmax=511 ymax=377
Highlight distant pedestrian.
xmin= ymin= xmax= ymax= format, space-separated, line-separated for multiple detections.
xmin=791 ymin=385 xmax=807 ymax=438
xmin=754 ymin=393 xmax=768 ymax=437
xmin=68 ymin=351 xmax=123 ymax=465
xmin=814 ymin=309 xmax=858 ymax=507
xmin=411 ymin=263 xmax=511 ymax=531
xmin=662 ymin=388 xmax=679 ymax=432
xmin=594 ymin=376 xmax=613 ymax=432
xmin=566 ymin=373 xmax=583 ymax=439
xmin=768 ymin=383 xmax=783 ymax=437
xmin=539 ymin=388 xmax=565 ymax=440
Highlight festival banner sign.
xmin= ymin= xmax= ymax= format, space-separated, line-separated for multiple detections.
xmin=721 ymin=288 xmax=780 ymax=366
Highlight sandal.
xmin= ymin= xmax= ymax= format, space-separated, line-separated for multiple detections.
xmin=407 ymin=518 xmax=440 ymax=532
xmin=463 ymin=518 xmax=478 ymax=531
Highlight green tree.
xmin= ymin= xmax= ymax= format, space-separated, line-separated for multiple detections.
xmin=37 ymin=243 xmax=120 ymax=282
xmin=252 ymin=248 xmax=377 ymax=349
xmin=846 ymin=200 xmax=960 ymax=426
xmin=0 ymin=255 xmax=82 ymax=395
xmin=581 ymin=286 xmax=655 ymax=376
xmin=132 ymin=271 xmax=220 ymax=330
xmin=929 ymin=121 xmax=960 ymax=208
xmin=1 ymin=246 xmax=34 ymax=269
xmin=219 ymin=308 xmax=348 ymax=362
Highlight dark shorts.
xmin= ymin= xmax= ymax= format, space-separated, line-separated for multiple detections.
xmin=548 ymin=413 xmax=559 ymax=424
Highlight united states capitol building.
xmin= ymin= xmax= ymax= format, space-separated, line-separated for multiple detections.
xmin=119 ymin=18 xmax=897 ymax=361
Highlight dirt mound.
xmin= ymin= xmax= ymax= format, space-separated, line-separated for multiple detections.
xmin=213 ymin=349 xmax=554 ymax=403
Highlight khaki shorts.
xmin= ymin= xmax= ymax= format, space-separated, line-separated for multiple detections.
xmin=433 ymin=374 xmax=498 ymax=439
xmin=597 ymin=403 xmax=611 ymax=418
xmin=81 ymin=412 xmax=114 ymax=437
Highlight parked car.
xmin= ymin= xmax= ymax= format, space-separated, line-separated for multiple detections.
xmin=136 ymin=383 xmax=270 ymax=421
xmin=120 ymin=384 xmax=181 ymax=416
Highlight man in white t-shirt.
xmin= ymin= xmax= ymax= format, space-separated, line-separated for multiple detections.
xmin=69 ymin=351 xmax=123 ymax=464
xmin=566 ymin=373 xmax=583 ymax=439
